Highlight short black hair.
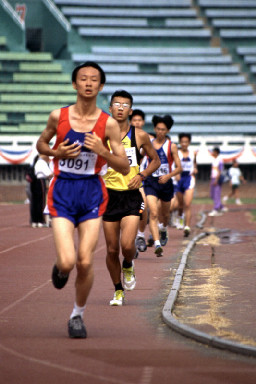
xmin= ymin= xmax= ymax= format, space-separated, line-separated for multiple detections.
xmin=110 ymin=89 xmax=133 ymax=106
xmin=213 ymin=147 xmax=220 ymax=155
xmin=152 ymin=114 xmax=174 ymax=130
xmin=179 ymin=133 xmax=191 ymax=142
xmin=129 ymin=109 xmax=145 ymax=121
xmin=72 ymin=61 xmax=106 ymax=84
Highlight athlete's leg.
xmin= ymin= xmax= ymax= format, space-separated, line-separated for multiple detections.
xmin=146 ymin=194 xmax=159 ymax=242
xmin=75 ymin=217 xmax=102 ymax=307
xmin=52 ymin=217 xmax=76 ymax=274
xmin=183 ymin=188 xmax=194 ymax=228
xmin=176 ymin=191 xmax=184 ymax=217
xmin=138 ymin=187 xmax=148 ymax=233
xmin=120 ymin=215 xmax=140 ymax=261
xmin=103 ymin=220 xmax=121 ymax=285
xmin=159 ymin=200 xmax=172 ymax=227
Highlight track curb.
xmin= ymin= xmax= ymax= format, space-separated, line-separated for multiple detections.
xmin=162 ymin=228 xmax=256 ymax=357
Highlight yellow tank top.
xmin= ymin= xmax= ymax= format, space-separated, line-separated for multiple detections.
xmin=103 ymin=126 xmax=142 ymax=191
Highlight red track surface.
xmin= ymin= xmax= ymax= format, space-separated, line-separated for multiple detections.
xmin=1 ymin=204 xmax=256 ymax=384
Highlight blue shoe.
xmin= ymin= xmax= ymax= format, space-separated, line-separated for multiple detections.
xmin=154 ymin=245 xmax=163 ymax=257
xmin=160 ymin=230 xmax=168 ymax=246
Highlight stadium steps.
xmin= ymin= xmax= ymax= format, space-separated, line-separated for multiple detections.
xmin=0 ymin=36 xmax=7 ymax=51
xmin=0 ymin=47 xmax=76 ymax=134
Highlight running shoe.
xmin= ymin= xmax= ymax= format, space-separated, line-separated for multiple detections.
xmin=160 ymin=230 xmax=168 ymax=246
xmin=221 ymin=206 xmax=228 ymax=212
xmin=184 ymin=226 xmax=191 ymax=237
xmin=135 ymin=236 xmax=147 ymax=252
xmin=123 ymin=262 xmax=136 ymax=290
xmin=134 ymin=249 xmax=139 ymax=259
xmin=208 ymin=210 xmax=223 ymax=217
xmin=176 ymin=217 xmax=184 ymax=230
xmin=154 ymin=245 xmax=163 ymax=257
xmin=109 ymin=290 xmax=125 ymax=306
xmin=236 ymin=198 xmax=242 ymax=205
xmin=51 ymin=264 xmax=69 ymax=289
xmin=147 ymin=235 xmax=154 ymax=247
xmin=68 ymin=315 xmax=87 ymax=338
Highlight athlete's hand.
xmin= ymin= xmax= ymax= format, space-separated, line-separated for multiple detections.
xmin=158 ymin=175 xmax=170 ymax=184
xmin=55 ymin=139 xmax=81 ymax=159
xmin=128 ymin=174 xmax=142 ymax=190
xmin=84 ymin=132 xmax=104 ymax=155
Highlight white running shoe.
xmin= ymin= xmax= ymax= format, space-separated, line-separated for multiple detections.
xmin=236 ymin=199 xmax=242 ymax=205
xmin=208 ymin=210 xmax=223 ymax=217
xmin=184 ymin=226 xmax=191 ymax=237
xmin=109 ymin=290 xmax=125 ymax=306
xmin=222 ymin=195 xmax=228 ymax=203
xmin=123 ymin=262 xmax=136 ymax=291
xmin=221 ymin=206 xmax=228 ymax=212
xmin=176 ymin=217 xmax=184 ymax=230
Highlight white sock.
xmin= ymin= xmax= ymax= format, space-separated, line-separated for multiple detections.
xmin=137 ymin=230 xmax=145 ymax=238
xmin=70 ymin=302 xmax=86 ymax=319
xmin=154 ymin=240 xmax=161 ymax=247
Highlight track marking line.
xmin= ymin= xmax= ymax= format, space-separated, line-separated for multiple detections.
xmin=0 ymin=234 xmax=53 ymax=255
xmin=140 ymin=366 xmax=153 ymax=384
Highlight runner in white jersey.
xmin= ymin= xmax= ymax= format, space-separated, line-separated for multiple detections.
xmin=176 ymin=133 xmax=197 ymax=237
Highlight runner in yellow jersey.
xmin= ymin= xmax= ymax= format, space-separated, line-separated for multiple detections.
xmin=103 ymin=90 xmax=160 ymax=306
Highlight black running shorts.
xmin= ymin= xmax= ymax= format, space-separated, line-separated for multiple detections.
xmin=103 ymin=188 xmax=143 ymax=222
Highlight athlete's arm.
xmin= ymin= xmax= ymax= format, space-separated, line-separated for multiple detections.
xmin=84 ymin=116 xmax=130 ymax=175
xmin=127 ymin=130 xmax=160 ymax=190
xmin=192 ymin=151 xmax=198 ymax=176
xmin=36 ymin=109 xmax=82 ymax=159
xmin=158 ymin=143 xmax=182 ymax=184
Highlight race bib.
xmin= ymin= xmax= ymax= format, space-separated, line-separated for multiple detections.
xmin=59 ymin=152 xmax=97 ymax=175
xmin=152 ymin=163 xmax=169 ymax=177
xmin=125 ymin=147 xmax=137 ymax=167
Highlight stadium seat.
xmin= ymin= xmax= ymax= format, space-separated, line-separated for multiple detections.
xmin=0 ymin=52 xmax=52 ymax=61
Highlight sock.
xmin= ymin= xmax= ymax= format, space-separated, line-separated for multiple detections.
xmin=122 ymin=258 xmax=133 ymax=268
xmin=154 ymin=240 xmax=161 ymax=247
xmin=137 ymin=230 xmax=145 ymax=238
xmin=115 ymin=282 xmax=123 ymax=291
xmin=160 ymin=225 xmax=167 ymax=232
xmin=70 ymin=302 xmax=86 ymax=320
xmin=158 ymin=222 xmax=163 ymax=231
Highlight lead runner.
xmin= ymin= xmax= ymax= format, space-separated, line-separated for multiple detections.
xmin=36 ymin=61 xmax=130 ymax=338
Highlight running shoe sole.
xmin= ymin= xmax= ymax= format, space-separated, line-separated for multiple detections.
xmin=51 ymin=264 xmax=69 ymax=289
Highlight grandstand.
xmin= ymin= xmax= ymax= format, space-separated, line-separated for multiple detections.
xmin=0 ymin=0 xmax=256 ymax=186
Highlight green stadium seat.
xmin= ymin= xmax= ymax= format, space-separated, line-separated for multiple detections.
xmin=25 ymin=114 xmax=49 ymax=122
xmin=19 ymin=63 xmax=63 ymax=72
xmin=0 ymin=125 xmax=19 ymax=132
xmin=205 ymin=10 xmax=256 ymax=18
xmin=0 ymin=104 xmax=65 ymax=113
xmin=0 ymin=114 xmax=7 ymax=122
xmin=220 ymin=30 xmax=256 ymax=39
xmin=18 ymin=124 xmax=46 ymax=132
xmin=13 ymin=73 xmax=70 ymax=83
xmin=0 ymin=52 xmax=52 ymax=61
xmin=0 ymin=36 xmax=7 ymax=50
xmin=0 ymin=84 xmax=75 ymax=93
xmin=158 ymin=65 xmax=240 ymax=74
xmin=0 ymin=94 xmax=76 ymax=103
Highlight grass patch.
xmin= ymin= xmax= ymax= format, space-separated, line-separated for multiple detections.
xmin=250 ymin=209 xmax=256 ymax=222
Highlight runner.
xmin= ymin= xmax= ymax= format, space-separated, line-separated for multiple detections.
xmin=103 ymin=90 xmax=160 ymax=306
xmin=129 ymin=109 xmax=150 ymax=253
xmin=143 ymin=115 xmax=182 ymax=256
xmin=208 ymin=147 xmax=227 ymax=216
xmin=223 ymin=160 xmax=246 ymax=205
xmin=176 ymin=133 xmax=198 ymax=237
xmin=36 ymin=62 xmax=130 ymax=338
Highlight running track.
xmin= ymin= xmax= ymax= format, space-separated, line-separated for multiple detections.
xmin=0 ymin=204 xmax=256 ymax=384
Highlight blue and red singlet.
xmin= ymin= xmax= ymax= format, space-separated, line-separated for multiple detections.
xmin=48 ymin=106 xmax=109 ymax=225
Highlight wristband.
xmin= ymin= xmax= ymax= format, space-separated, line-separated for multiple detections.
xmin=138 ymin=172 xmax=146 ymax=181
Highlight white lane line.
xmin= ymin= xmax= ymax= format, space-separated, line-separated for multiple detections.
xmin=140 ymin=366 xmax=153 ymax=384
xmin=0 ymin=243 xmax=106 ymax=316
xmin=0 ymin=342 xmax=135 ymax=384
xmin=0 ymin=234 xmax=53 ymax=255
xmin=0 ymin=280 xmax=51 ymax=315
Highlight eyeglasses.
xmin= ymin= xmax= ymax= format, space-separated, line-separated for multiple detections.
xmin=112 ymin=102 xmax=130 ymax=109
